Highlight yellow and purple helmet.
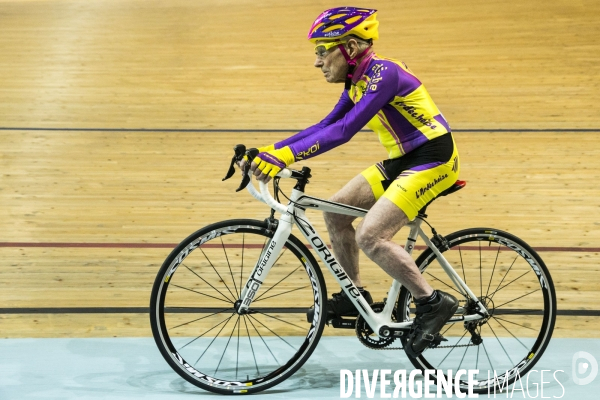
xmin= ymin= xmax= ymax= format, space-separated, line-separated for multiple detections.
xmin=307 ymin=7 xmax=379 ymax=43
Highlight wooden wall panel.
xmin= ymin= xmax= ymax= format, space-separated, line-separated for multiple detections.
xmin=0 ymin=0 xmax=598 ymax=338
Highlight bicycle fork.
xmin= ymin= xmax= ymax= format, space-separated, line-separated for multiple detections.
xmin=235 ymin=213 xmax=294 ymax=314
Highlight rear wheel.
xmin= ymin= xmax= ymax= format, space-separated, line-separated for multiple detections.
xmin=397 ymin=228 xmax=556 ymax=394
xmin=150 ymin=219 xmax=327 ymax=394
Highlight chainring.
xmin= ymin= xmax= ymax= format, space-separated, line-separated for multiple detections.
xmin=355 ymin=302 xmax=397 ymax=349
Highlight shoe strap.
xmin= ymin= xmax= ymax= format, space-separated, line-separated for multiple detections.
xmin=415 ymin=303 xmax=433 ymax=314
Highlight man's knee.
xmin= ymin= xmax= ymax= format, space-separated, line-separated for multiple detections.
xmin=355 ymin=223 xmax=382 ymax=256
xmin=355 ymin=200 xmax=409 ymax=256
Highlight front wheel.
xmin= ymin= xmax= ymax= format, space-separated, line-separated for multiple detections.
xmin=397 ymin=228 xmax=556 ymax=394
xmin=150 ymin=219 xmax=327 ymax=394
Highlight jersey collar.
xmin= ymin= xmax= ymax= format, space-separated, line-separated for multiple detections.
xmin=352 ymin=51 xmax=375 ymax=84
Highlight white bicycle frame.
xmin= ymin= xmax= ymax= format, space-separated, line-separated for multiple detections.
xmin=237 ymin=170 xmax=488 ymax=336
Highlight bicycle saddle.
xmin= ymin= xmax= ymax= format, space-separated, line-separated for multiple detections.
xmin=417 ymin=180 xmax=466 ymax=215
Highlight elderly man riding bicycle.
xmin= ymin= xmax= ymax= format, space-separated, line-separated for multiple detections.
xmin=245 ymin=7 xmax=460 ymax=357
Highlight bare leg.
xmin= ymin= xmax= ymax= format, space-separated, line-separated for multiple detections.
xmin=323 ymin=174 xmax=377 ymax=287
xmin=355 ymin=196 xmax=434 ymax=299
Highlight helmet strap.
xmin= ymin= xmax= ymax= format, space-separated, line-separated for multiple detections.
xmin=338 ymin=44 xmax=372 ymax=90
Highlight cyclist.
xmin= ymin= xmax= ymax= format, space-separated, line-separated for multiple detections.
xmin=246 ymin=7 xmax=460 ymax=357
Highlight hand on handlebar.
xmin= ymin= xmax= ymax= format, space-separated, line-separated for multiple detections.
xmin=223 ymin=144 xmax=295 ymax=191
xmin=250 ymin=146 xmax=295 ymax=183
xmin=235 ymin=144 xmax=274 ymax=175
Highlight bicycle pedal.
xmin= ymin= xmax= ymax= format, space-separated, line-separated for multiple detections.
xmin=330 ymin=318 xmax=356 ymax=329
xmin=428 ymin=333 xmax=448 ymax=348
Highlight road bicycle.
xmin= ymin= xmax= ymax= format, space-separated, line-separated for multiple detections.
xmin=150 ymin=145 xmax=556 ymax=395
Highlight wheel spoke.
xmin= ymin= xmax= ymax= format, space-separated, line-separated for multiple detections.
xmin=215 ymin=316 xmax=240 ymax=375
xmin=425 ymin=272 xmax=463 ymax=297
xmin=253 ymin=285 xmax=311 ymax=303
xmin=494 ymin=288 xmax=540 ymax=309
xmin=487 ymin=322 xmax=514 ymax=365
xmin=489 ymin=254 xmax=519 ymax=300
xmin=436 ymin=329 xmax=469 ymax=367
xmin=458 ymin=246 xmax=467 ymax=285
xmin=253 ymin=263 xmax=301 ymax=302
xmin=485 ymin=245 xmax=501 ymax=298
xmin=193 ymin=314 xmax=235 ymax=364
xmin=488 ymin=270 xmax=532 ymax=300
xmin=239 ymin=233 xmax=245 ymax=301
xmin=246 ymin=314 xmax=281 ymax=365
xmin=242 ymin=316 xmax=260 ymax=376
xmin=170 ymin=307 xmax=234 ymax=330
xmin=481 ymin=339 xmax=495 ymax=374
xmin=178 ymin=314 xmax=232 ymax=351
xmin=493 ymin=315 xmax=538 ymax=332
xmin=248 ymin=314 xmax=297 ymax=350
xmin=200 ymin=247 xmax=238 ymax=301
xmin=254 ymin=310 xmax=307 ymax=332
xmin=492 ymin=317 xmax=530 ymax=350
xmin=171 ymin=283 xmax=234 ymax=304
xmin=458 ymin=344 xmax=469 ymax=371
xmin=236 ymin=315 xmax=241 ymax=379
xmin=271 ymin=246 xmax=289 ymax=272
xmin=440 ymin=323 xmax=453 ymax=337
xmin=183 ymin=263 xmax=234 ymax=303
xmin=221 ymin=236 xmax=239 ymax=298
xmin=479 ymin=241 xmax=483 ymax=299
xmin=494 ymin=309 xmax=543 ymax=316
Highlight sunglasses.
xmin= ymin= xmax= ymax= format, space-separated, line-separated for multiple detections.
xmin=314 ymin=40 xmax=345 ymax=57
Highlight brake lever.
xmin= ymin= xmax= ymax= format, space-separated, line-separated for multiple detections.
xmin=222 ymin=144 xmax=247 ymax=181
xmin=236 ymin=147 xmax=259 ymax=192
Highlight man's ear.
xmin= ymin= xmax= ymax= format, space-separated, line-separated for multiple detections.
xmin=347 ymin=38 xmax=360 ymax=58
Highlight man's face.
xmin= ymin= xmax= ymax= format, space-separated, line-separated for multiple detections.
xmin=314 ymin=41 xmax=348 ymax=83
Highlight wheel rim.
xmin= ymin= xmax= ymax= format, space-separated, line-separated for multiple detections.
xmin=152 ymin=224 xmax=324 ymax=392
xmin=399 ymin=230 xmax=555 ymax=392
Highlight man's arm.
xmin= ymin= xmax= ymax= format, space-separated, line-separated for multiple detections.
xmin=251 ymin=61 xmax=401 ymax=180
xmin=273 ymin=91 xmax=355 ymax=149
xmin=287 ymin=64 xmax=401 ymax=161
xmin=238 ymin=91 xmax=353 ymax=175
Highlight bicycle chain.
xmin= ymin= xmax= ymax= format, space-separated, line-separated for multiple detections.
xmin=360 ymin=342 xmax=477 ymax=351
xmin=358 ymin=299 xmax=480 ymax=351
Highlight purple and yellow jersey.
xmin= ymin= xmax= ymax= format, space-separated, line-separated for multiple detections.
xmin=276 ymin=53 xmax=451 ymax=160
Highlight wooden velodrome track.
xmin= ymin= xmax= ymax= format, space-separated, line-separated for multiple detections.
xmin=0 ymin=0 xmax=599 ymax=339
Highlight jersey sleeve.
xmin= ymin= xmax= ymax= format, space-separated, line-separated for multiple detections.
xmin=274 ymin=91 xmax=355 ymax=150
xmin=287 ymin=62 xmax=401 ymax=161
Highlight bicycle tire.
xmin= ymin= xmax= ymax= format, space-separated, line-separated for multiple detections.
xmin=150 ymin=219 xmax=327 ymax=394
xmin=397 ymin=227 xmax=556 ymax=394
